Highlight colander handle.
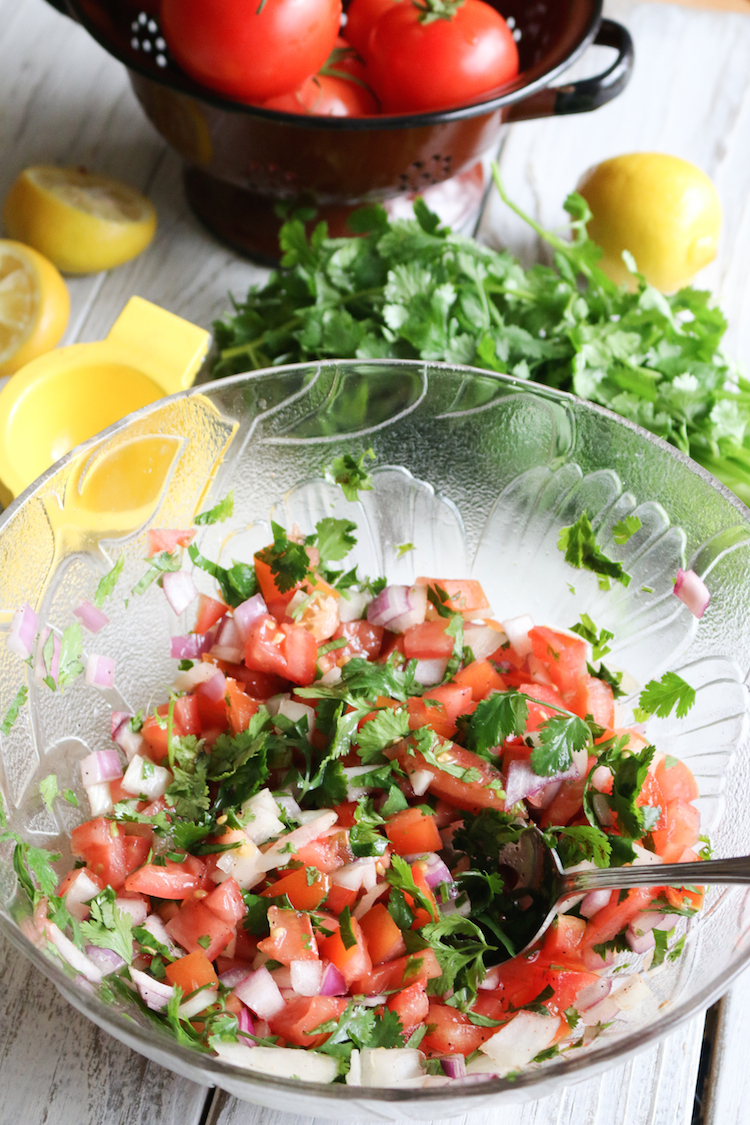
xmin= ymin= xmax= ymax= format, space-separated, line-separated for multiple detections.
xmin=505 ymin=19 xmax=634 ymax=123
xmin=41 ymin=0 xmax=76 ymax=15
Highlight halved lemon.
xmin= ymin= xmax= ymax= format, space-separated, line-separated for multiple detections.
xmin=0 ymin=240 xmax=70 ymax=377
xmin=3 ymin=166 xmax=157 ymax=275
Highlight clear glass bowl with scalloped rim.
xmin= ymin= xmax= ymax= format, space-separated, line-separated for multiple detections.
xmin=1 ymin=359 xmax=749 ymax=1119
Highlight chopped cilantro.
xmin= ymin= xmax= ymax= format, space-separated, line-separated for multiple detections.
xmin=612 ymin=515 xmax=642 ymax=545
xmin=132 ymin=550 xmax=182 ymax=596
xmin=94 ymin=553 xmax=124 ymax=609
xmin=396 ymin=542 xmax=415 ymax=558
xmin=326 ymin=449 xmax=375 ymax=502
xmin=530 ymin=713 xmax=590 ymax=777
xmin=558 ymin=512 xmax=631 ymax=587
xmin=543 ymin=824 xmax=612 ymax=869
xmin=635 ymin=672 xmax=696 ymax=722
xmin=256 ymin=522 xmax=312 ymax=594
xmin=462 ymin=690 xmax=529 ymax=758
xmin=312 ymin=517 xmax=357 ymax=567
xmin=57 ymin=623 xmax=85 ymax=690
xmin=356 ymin=706 xmax=411 ymax=762
xmin=584 ymin=738 xmax=656 ymax=840
xmin=1 ymin=685 xmax=28 ymax=735
xmin=349 ymin=799 xmax=388 ymax=857
xmin=570 ymin=613 xmax=614 ymax=660
xmin=187 ymin=544 xmax=257 ymax=607
xmin=194 ymin=490 xmax=234 ymax=525
xmin=80 ymin=886 xmax=134 ymax=964
xmin=338 ymin=905 xmax=357 ymax=949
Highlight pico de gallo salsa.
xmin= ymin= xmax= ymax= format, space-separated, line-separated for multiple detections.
xmin=3 ymin=459 xmax=707 ymax=1087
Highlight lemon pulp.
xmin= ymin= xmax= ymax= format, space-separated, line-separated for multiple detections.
xmin=0 ymin=240 xmax=69 ymax=376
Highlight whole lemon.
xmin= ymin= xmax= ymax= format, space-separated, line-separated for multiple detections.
xmin=577 ymin=153 xmax=722 ymax=292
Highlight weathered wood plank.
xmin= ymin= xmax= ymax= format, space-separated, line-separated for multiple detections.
xmin=203 ymin=1016 xmax=704 ymax=1125
xmin=0 ymin=932 xmax=210 ymax=1125
xmin=702 ymin=966 xmax=750 ymax=1125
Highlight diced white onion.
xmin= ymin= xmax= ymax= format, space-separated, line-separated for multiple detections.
xmin=479 ymin=1011 xmax=558 ymax=1074
xmin=234 ymin=966 xmax=286 ymax=1020
xmin=413 ymin=658 xmax=449 ymax=685
xmin=178 ymin=986 xmax=219 ymax=1019
xmin=291 ymin=959 xmax=323 ymax=996
xmin=338 ymin=590 xmax=371 ymax=623
xmin=121 ymin=755 xmax=173 ymax=800
xmin=242 ymin=789 xmax=286 ymax=845
xmin=62 ymin=869 xmax=103 ymax=922
xmin=358 ymin=1048 xmax=425 ymax=1087
xmin=86 ymin=781 xmax=114 ymax=817
xmin=409 ymin=769 xmax=433 ymax=796
xmin=501 ymin=614 xmax=534 ymax=659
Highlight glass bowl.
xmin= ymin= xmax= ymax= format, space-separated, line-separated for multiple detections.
xmin=2 ymin=359 xmax=750 ymax=1119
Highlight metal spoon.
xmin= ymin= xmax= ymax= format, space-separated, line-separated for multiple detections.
xmin=490 ymin=826 xmax=750 ymax=957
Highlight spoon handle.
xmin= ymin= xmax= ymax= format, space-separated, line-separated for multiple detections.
xmin=560 ymin=854 xmax=750 ymax=896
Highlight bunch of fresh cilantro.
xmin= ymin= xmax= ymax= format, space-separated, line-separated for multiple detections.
xmin=213 ymin=166 xmax=750 ymax=505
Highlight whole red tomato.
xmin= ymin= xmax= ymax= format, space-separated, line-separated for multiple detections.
xmin=366 ymin=0 xmax=520 ymax=114
xmin=160 ymin=0 xmax=342 ymax=102
xmin=343 ymin=0 xmax=400 ymax=55
xmin=262 ymin=72 xmax=378 ymax=115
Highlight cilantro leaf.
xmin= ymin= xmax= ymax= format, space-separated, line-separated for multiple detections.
xmin=356 ymin=707 xmax=411 ymax=762
xmin=570 ymin=613 xmax=614 ymax=661
xmin=1 ymin=684 xmax=28 ymax=735
xmin=420 ymin=914 xmax=494 ymax=1007
xmin=94 ymin=553 xmax=124 ymax=609
xmin=635 ymin=672 xmax=696 ymax=721
xmin=585 ymin=739 xmax=656 ymax=839
xmin=165 ymin=734 xmax=210 ymax=820
xmin=530 ymin=713 xmax=590 ymax=777
xmin=558 ymin=512 xmax=631 ymax=588
xmin=194 ymin=490 xmax=234 ymax=525
xmin=612 ymin=515 xmax=642 ymax=545
xmin=80 ymin=886 xmax=134 ymax=964
xmin=57 ymin=623 xmax=85 ymax=689
xmin=349 ymin=799 xmax=388 ymax=858
xmin=386 ymin=854 xmax=438 ymax=923
xmin=588 ymin=660 xmax=625 ymax=699
xmin=132 ymin=551 xmax=182 ymax=596
xmin=462 ymin=691 xmax=529 ymax=758
xmin=313 ymin=518 xmax=357 ymax=567
xmin=187 ymin=544 xmax=257 ymax=608
xmin=543 ymin=824 xmax=611 ymax=869
xmin=39 ymin=774 xmax=60 ymax=813
xmin=207 ymin=711 xmax=271 ymax=811
xmin=257 ymin=522 xmax=312 ymax=594
xmin=326 ymin=450 xmax=375 ymax=502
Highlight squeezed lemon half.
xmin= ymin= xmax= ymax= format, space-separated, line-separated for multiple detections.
xmin=3 ymin=165 xmax=157 ymax=274
xmin=0 ymin=240 xmax=70 ymax=376
xmin=577 ymin=153 xmax=722 ymax=293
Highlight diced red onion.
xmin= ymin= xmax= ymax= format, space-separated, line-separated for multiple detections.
xmin=238 ymin=1004 xmax=255 ymax=1040
xmin=74 ymin=600 xmax=109 ymax=634
xmin=409 ymin=769 xmax=433 ymax=797
xmin=402 ymin=852 xmax=452 ymax=889
xmin=81 ymin=749 xmax=123 ymax=787
xmin=85 ymin=654 xmax=115 ymax=690
xmin=216 ymin=615 xmax=242 ymax=650
xmin=131 ymin=967 xmax=175 ymax=1010
xmin=163 ymin=571 xmax=198 ymax=616
xmin=574 ymin=977 xmax=612 ymax=1012
xmin=210 ymin=644 xmax=245 ymax=664
xmin=504 ymin=758 xmax=577 ymax=811
xmin=367 ymin=584 xmax=427 ymax=632
xmin=319 ymin=961 xmax=347 ymax=996
xmin=591 ymin=792 xmax=615 ymax=827
xmin=170 ymin=632 xmax=213 ymax=660
xmin=353 ymin=882 xmax=389 ymax=920
xmin=233 ymin=595 xmax=268 ymax=642
xmin=440 ymin=1055 xmax=467 ymax=1079
xmin=86 ymin=781 xmax=114 ymax=817
xmin=626 ymin=926 xmax=656 ymax=954
xmin=579 ymin=888 xmax=613 ymax=919
xmin=234 ymin=966 xmax=286 ymax=1020
xmin=7 ymin=603 xmax=38 ymax=659
xmin=111 ymin=712 xmax=144 ymax=762
xmin=580 ymin=995 xmax=620 ymax=1027
xmin=84 ymin=945 xmax=126 ymax=976
xmin=413 ymin=657 xmax=449 ymax=685
xmin=674 ymin=568 xmax=710 ymax=619
xmin=526 ymin=779 xmax=562 ymax=810
xmin=200 ymin=668 xmax=228 ymax=702
xmin=46 ymin=922 xmax=102 ymax=983
xmin=220 ymin=967 xmax=253 ymax=989
xmin=501 ymin=614 xmax=534 ymax=659
xmin=34 ymin=627 xmax=60 ymax=685
xmin=291 ymin=959 xmax=323 ymax=996
xmin=632 ymin=911 xmax=666 ymax=934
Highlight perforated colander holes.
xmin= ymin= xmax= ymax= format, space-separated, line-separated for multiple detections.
xmin=398 ymin=154 xmax=452 ymax=190
xmin=130 ymin=12 xmax=169 ymax=68
xmin=505 ymin=15 xmax=522 ymax=43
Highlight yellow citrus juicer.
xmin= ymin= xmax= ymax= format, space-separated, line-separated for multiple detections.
xmin=0 ymin=295 xmax=210 ymax=507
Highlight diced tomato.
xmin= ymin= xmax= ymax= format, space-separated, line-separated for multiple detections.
xmin=254 ymin=556 xmax=302 ymax=620
xmin=580 ymin=674 xmax=615 ymax=727
xmin=147 ymin=528 xmax=195 ymax=556
xmin=331 ymin=801 xmax=358 ymax=828
xmin=261 ymin=866 xmax=330 ymax=910
xmin=384 ymin=806 xmax=442 ymax=856
xmin=387 ymin=980 xmax=429 ymax=1030
xmin=124 ymin=855 xmax=207 ymax=899
xmin=651 ymin=799 xmax=701 ymax=858
xmin=405 ymin=861 xmax=439 ymax=929
xmin=201 ymin=655 xmax=289 ymax=699
xmin=268 ymin=995 xmax=348 ymax=1048
xmin=542 ymin=914 xmax=586 ymax=960
xmin=453 ymin=660 xmax=506 ymax=701
xmin=195 ymin=678 xmax=229 ymax=730
xmin=528 ymin=627 xmax=588 ymax=712
xmin=333 ymin=619 xmax=384 ymax=662
xmin=245 ymin=615 xmax=318 ymax=686
xmin=70 ymin=817 xmax=129 ymax=890
xmin=224 ymin=678 xmax=261 ymax=735
xmin=257 ymin=906 xmax=318 ymax=965
xmin=661 ymin=847 xmax=704 ymax=911
xmin=194 ymin=593 xmax=228 ymax=634
xmin=386 ymin=736 xmax=505 ymax=813
xmin=518 ymin=681 xmax=563 ymax=732
xmin=352 ymin=947 xmax=442 ymax=994
xmin=417 ymin=578 xmax=490 ymax=618
xmin=142 ymin=695 xmax=202 ymax=762
xmin=318 ymin=913 xmax=371 ymax=986
xmin=358 ymin=903 xmax=406 ymax=964
xmin=377 ymin=631 xmax=406 ymax=663
xmin=234 ymin=929 xmax=259 ymax=963
xmin=325 ymin=883 xmax=358 ymax=915
xmin=403 ymin=619 xmax=454 ymax=661
xmin=583 ymin=887 xmax=657 ymax=949
xmin=406 ymin=696 xmax=456 ymax=740
xmin=296 ymin=828 xmax=353 ymax=873
xmin=164 ymin=949 xmax=218 ymax=993
xmin=165 ymin=900 xmax=234 ymax=960
xmin=204 ymin=877 xmax=246 ymax=926
xmin=655 ymin=756 xmax=700 ymax=804
xmin=635 ymin=771 xmax=667 ymax=833
xmin=539 ymin=756 xmax=596 ymax=828
xmin=123 ymin=834 xmax=153 ymax=877
xmin=421 ymin=1000 xmax=492 ymax=1054
xmin=58 ymin=866 xmax=105 ymax=899
xmin=426 ymin=683 xmax=475 ymax=724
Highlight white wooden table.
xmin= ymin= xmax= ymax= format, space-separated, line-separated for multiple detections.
xmin=2 ymin=1 xmax=750 ymax=1122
